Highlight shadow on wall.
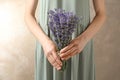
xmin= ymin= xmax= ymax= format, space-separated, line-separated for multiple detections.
xmin=93 ymin=0 xmax=120 ymax=80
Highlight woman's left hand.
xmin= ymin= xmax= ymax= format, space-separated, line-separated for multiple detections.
xmin=59 ymin=35 xmax=88 ymax=61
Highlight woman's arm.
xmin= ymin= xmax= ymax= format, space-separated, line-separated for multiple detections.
xmin=80 ymin=0 xmax=106 ymax=42
xmin=24 ymin=0 xmax=62 ymax=70
xmin=60 ymin=0 xmax=106 ymax=60
xmin=24 ymin=0 xmax=50 ymax=46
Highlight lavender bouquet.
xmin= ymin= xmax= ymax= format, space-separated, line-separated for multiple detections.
xmin=47 ymin=8 xmax=82 ymax=71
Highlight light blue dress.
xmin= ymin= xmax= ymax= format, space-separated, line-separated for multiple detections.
xmin=35 ymin=0 xmax=96 ymax=80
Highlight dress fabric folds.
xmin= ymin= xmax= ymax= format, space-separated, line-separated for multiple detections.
xmin=35 ymin=0 xmax=96 ymax=80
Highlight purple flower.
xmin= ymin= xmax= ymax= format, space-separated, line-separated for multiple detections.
xmin=47 ymin=8 xmax=82 ymax=71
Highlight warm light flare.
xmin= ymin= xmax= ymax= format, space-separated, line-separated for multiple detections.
xmin=0 ymin=2 xmax=26 ymax=44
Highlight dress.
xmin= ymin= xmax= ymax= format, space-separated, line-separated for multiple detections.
xmin=35 ymin=0 xmax=96 ymax=80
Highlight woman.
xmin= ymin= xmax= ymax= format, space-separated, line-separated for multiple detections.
xmin=24 ymin=0 xmax=106 ymax=80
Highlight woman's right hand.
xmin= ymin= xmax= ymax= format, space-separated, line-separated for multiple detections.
xmin=42 ymin=39 xmax=62 ymax=70
xmin=24 ymin=0 xmax=62 ymax=71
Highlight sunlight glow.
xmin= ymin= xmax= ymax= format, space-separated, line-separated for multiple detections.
xmin=0 ymin=2 xmax=26 ymax=44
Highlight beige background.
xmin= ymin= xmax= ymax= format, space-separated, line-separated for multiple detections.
xmin=0 ymin=0 xmax=119 ymax=80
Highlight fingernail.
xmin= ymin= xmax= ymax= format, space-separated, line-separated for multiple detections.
xmin=60 ymin=51 xmax=64 ymax=54
xmin=61 ymin=58 xmax=64 ymax=60
xmin=60 ymin=54 xmax=63 ymax=58
xmin=60 ymin=55 xmax=62 ymax=58
xmin=58 ymin=67 xmax=61 ymax=70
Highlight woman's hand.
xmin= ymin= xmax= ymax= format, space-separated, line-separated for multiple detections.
xmin=59 ymin=0 xmax=106 ymax=61
xmin=59 ymin=35 xmax=88 ymax=61
xmin=42 ymin=39 xmax=62 ymax=70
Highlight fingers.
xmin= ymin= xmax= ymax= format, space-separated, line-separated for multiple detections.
xmin=47 ymin=51 xmax=62 ymax=70
xmin=60 ymin=47 xmax=76 ymax=58
xmin=49 ymin=55 xmax=61 ymax=70
xmin=52 ymin=51 xmax=62 ymax=66
xmin=60 ymin=43 xmax=74 ymax=53
xmin=61 ymin=49 xmax=78 ymax=60
xmin=48 ymin=55 xmax=57 ymax=67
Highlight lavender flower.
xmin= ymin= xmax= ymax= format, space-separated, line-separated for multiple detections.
xmin=48 ymin=8 xmax=82 ymax=71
